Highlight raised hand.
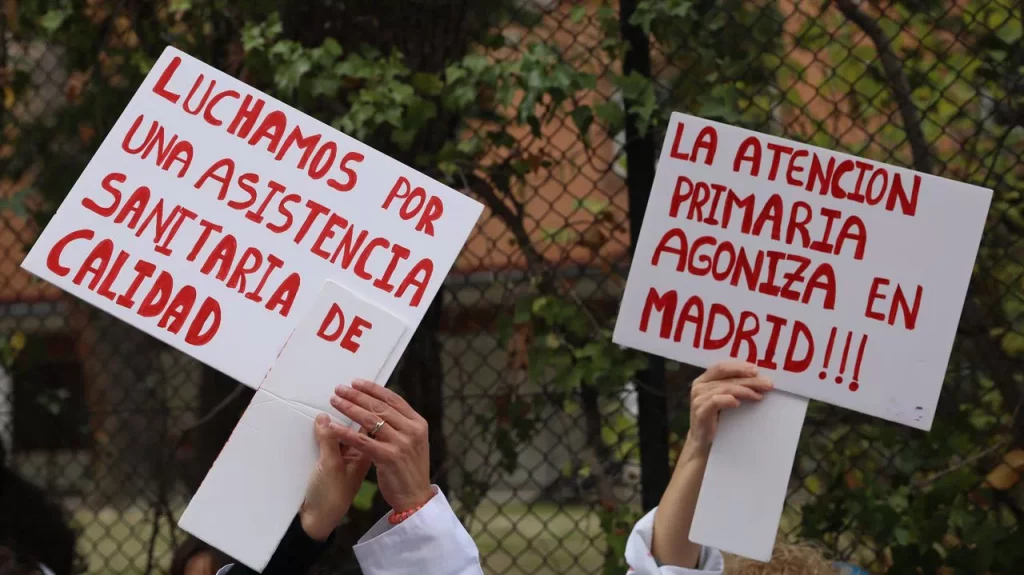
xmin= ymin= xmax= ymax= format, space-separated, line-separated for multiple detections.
xmin=687 ymin=360 xmax=773 ymax=453
xmin=328 ymin=380 xmax=434 ymax=513
xmin=299 ymin=414 xmax=373 ymax=541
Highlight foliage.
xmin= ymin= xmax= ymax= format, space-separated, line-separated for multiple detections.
xmin=782 ymin=1 xmax=1024 ymax=571
xmin=626 ymin=0 xmax=783 ymax=131
xmin=0 ymin=331 xmax=25 ymax=368
xmin=597 ymin=503 xmax=643 ymax=575
xmin=3 ymin=0 xmax=1023 ymax=573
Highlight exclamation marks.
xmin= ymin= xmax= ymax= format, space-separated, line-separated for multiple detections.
xmin=850 ymin=334 xmax=868 ymax=392
xmin=836 ymin=332 xmax=852 ymax=386
xmin=818 ymin=328 xmax=837 ymax=381
xmin=818 ymin=328 xmax=868 ymax=392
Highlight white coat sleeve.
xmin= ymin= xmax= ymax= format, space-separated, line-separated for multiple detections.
xmin=353 ymin=485 xmax=484 ymax=575
xmin=625 ymin=508 xmax=724 ymax=575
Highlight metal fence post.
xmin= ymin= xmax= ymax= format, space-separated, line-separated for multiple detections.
xmin=619 ymin=0 xmax=670 ymax=511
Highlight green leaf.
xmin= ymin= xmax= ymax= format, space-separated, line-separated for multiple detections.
xmin=39 ymin=8 xmax=71 ymax=33
xmin=594 ymin=100 xmax=624 ymax=133
xmin=0 ymin=188 xmax=33 ymax=218
xmin=169 ymin=0 xmax=193 ymax=15
xmin=544 ymin=333 xmax=560 ymax=349
xmin=804 ymin=475 xmax=825 ymax=495
xmin=580 ymin=198 xmax=609 ymax=215
xmin=320 ymin=38 xmax=343 ymax=61
xmin=531 ymin=296 xmax=550 ymax=314
xmin=438 ymin=161 xmax=458 ymax=177
xmin=411 ymin=72 xmax=445 ymax=96
xmin=601 ymin=425 xmax=618 ymax=446
xmin=311 ymin=76 xmax=340 ymax=97
xmin=570 ymin=5 xmax=588 ymax=24
xmin=352 ymin=480 xmax=378 ymax=511
xmin=406 ymin=99 xmax=438 ymax=129
xmin=526 ymin=115 xmax=542 ymax=137
xmin=570 ymin=105 xmax=594 ymax=138
xmin=276 ymin=57 xmax=312 ymax=93
xmin=995 ymin=19 xmax=1022 ymax=45
xmin=512 ymin=300 xmax=532 ymax=324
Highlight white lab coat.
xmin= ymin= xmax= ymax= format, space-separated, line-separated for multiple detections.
xmin=350 ymin=487 xmax=483 ymax=574
xmin=624 ymin=508 xmax=724 ymax=574
xmin=214 ymin=492 xmax=722 ymax=574
xmin=215 ymin=486 xmax=483 ymax=575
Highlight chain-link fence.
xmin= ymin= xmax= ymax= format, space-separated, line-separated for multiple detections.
xmin=1 ymin=1 xmax=1022 ymax=574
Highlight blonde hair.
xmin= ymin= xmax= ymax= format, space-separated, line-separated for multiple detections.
xmin=723 ymin=540 xmax=840 ymax=575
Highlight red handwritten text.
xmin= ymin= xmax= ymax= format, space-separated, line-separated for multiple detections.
xmin=317 ymin=302 xmax=373 ymax=353
xmin=669 ymin=175 xmax=867 ymax=260
xmin=44 ymin=228 xmax=222 ymax=346
xmin=650 ymin=227 xmax=837 ymax=310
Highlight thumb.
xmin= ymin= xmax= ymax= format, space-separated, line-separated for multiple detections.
xmin=315 ymin=414 xmax=343 ymax=468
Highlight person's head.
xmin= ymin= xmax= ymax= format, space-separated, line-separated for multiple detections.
xmin=169 ymin=537 xmax=231 ymax=575
xmin=724 ymin=540 xmax=840 ymax=575
xmin=0 ymin=444 xmax=80 ymax=575
xmin=0 ymin=544 xmax=44 ymax=575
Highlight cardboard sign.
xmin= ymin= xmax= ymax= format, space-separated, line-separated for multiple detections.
xmin=20 ymin=46 xmax=484 ymax=389
xmin=178 ymin=280 xmax=405 ymax=571
xmin=613 ymin=112 xmax=991 ymax=431
xmin=689 ymin=391 xmax=808 ymax=562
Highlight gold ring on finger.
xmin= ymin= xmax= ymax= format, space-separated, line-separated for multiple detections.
xmin=367 ymin=419 xmax=386 ymax=439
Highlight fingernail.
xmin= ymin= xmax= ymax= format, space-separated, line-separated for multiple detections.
xmin=352 ymin=379 xmax=367 ymax=389
xmin=337 ymin=385 xmax=352 ymax=396
xmin=330 ymin=396 xmax=342 ymax=407
xmin=316 ymin=414 xmax=329 ymax=427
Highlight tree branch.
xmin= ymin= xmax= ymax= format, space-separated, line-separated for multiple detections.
xmin=455 ymin=167 xmax=549 ymax=278
xmin=912 ymin=403 xmax=1020 ymax=490
xmin=832 ymin=0 xmax=932 ymax=173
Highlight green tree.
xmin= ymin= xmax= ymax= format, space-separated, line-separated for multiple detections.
xmin=781 ymin=1 xmax=1024 ymax=572
xmin=5 ymin=0 xmax=1021 ymax=573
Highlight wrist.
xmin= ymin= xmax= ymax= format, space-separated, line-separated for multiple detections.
xmin=681 ymin=432 xmax=711 ymax=465
xmin=392 ymin=486 xmax=435 ymax=513
xmin=298 ymin=507 xmax=337 ymax=542
xmin=388 ymin=487 xmax=435 ymax=525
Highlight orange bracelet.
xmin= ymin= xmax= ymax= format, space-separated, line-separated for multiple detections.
xmin=388 ymin=501 xmax=427 ymax=525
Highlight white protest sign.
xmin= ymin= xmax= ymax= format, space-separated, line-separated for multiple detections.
xmin=614 ymin=112 xmax=991 ymax=562
xmin=614 ymin=112 xmax=991 ymax=431
xmin=21 ymin=46 xmax=484 ymax=389
xmin=179 ymin=280 xmax=405 ymax=571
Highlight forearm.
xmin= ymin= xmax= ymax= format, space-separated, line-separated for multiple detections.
xmin=223 ymin=514 xmax=334 ymax=575
xmin=651 ymin=434 xmax=710 ymax=568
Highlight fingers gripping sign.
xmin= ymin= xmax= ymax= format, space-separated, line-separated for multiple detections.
xmin=328 ymin=379 xmax=435 ymax=513
xmin=689 ymin=360 xmax=774 ymax=452
xmin=299 ymin=414 xmax=373 ymax=541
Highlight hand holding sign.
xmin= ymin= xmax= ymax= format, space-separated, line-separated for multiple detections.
xmin=649 ymin=360 xmax=773 ymax=569
xmin=329 ymin=380 xmax=434 ymax=513
xmin=300 ymin=414 xmax=373 ymax=542
xmin=19 ymin=46 xmax=483 ymax=571
xmin=615 ymin=112 xmax=991 ymax=561
xmin=687 ymin=361 xmax=773 ymax=452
